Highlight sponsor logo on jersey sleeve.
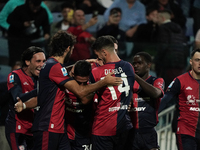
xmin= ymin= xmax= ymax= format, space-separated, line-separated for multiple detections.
xmin=9 ymin=74 xmax=14 ymax=83
xmin=61 ymin=67 xmax=68 ymax=76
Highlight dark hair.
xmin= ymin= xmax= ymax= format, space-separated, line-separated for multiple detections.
xmin=21 ymin=46 xmax=44 ymax=67
xmin=11 ymin=61 xmax=22 ymax=71
xmin=74 ymin=60 xmax=91 ymax=77
xmin=110 ymin=7 xmax=122 ymax=15
xmin=134 ymin=52 xmax=152 ymax=64
xmin=49 ymin=30 xmax=76 ymax=57
xmin=146 ymin=5 xmax=158 ymax=16
xmin=91 ymin=35 xmax=114 ymax=52
xmin=28 ymin=0 xmax=42 ymax=6
xmin=106 ymin=35 xmax=118 ymax=44
xmin=61 ymin=2 xmax=74 ymax=10
xmin=191 ymin=48 xmax=200 ymax=58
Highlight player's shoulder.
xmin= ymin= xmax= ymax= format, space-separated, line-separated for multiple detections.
xmin=10 ymin=69 xmax=27 ymax=78
xmin=119 ymin=60 xmax=134 ymax=72
xmin=150 ymin=76 xmax=164 ymax=81
xmin=177 ymin=72 xmax=189 ymax=79
xmin=116 ymin=60 xmax=132 ymax=68
xmin=46 ymin=57 xmax=60 ymax=65
xmin=44 ymin=58 xmax=62 ymax=70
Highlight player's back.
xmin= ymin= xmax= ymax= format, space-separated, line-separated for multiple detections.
xmin=90 ymin=60 xmax=135 ymax=136
xmin=33 ymin=57 xmax=71 ymax=133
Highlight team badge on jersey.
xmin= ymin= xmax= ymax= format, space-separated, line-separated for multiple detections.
xmin=61 ymin=67 xmax=68 ymax=76
xmin=9 ymin=74 xmax=14 ymax=83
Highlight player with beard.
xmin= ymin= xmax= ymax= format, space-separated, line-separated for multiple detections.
xmin=15 ymin=30 xmax=122 ymax=150
xmin=90 ymin=35 xmax=135 ymax=150
xmin=6 ymin=46 xmax=46 ymax=150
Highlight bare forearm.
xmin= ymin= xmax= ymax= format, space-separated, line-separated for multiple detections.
xmin=66 ymin=79 xmax=107 ymax=99
xmin=65 ymin=73 xmax=122 ymax=100
xmin=81 ymin=92 xmax=95 ymax=104
xmin=135 ymin=74 xmax=162 ymax=99
xmin=24 ymin=97 xmax=37 ymax=109
xmin=15 ymin=96 xmax=37 ymax=112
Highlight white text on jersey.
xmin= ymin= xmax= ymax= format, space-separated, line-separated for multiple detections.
xmin=105 ymin=67 xmax=123 ymax=75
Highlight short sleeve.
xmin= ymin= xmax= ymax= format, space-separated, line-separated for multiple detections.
xmin=49 ymin=63 xmax=72 ymax=86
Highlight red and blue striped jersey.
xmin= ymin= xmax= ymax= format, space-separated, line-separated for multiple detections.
xmin=129 ymin=76 xmax=164 ymax=129
xmin=32 ymin=57 xmax=73 ymax=133
xmin=65 ymin=88 xmax=93 ymax=140
xmin=90 ymin=60 xmax=135 ymax=136
xmin=7 ymin=69 xmax=37 ymax=135
xmin=161 ymin=72 xmax=200 ymax=138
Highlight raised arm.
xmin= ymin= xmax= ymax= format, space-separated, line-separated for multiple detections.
xmin=135 ymin=74 xmax=164 ymax=99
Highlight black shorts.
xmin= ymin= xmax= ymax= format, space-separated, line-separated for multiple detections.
xmin=5 ymin=132 xmax=33 ymax=150
xmin=91 ymin=130 xmax=129 ymax=150
xmin=128 ymin=128 xmax=159 ymax=150
xmin=33 ymin=131 xmax=71 ymax=150
xmin=176 ymin=134 xmax=200 ymax=150
xmin=69 ymin=137 xmax=91 ymax=150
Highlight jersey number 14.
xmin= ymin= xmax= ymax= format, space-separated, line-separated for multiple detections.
xmin=101 ymin=73 xmax=130 ymax=100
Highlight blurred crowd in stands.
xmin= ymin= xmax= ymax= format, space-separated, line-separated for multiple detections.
xmin=0 ymin=0 xmax=199 ymax=73
xmin=0 ymin=1 xmax=199 ymax=90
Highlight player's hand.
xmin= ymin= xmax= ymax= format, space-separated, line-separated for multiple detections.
xmin=104 ymin=72 xmax=123 ymax=86
xmin=69 ymin=65 xmax=75 ymax=77
xmin=14 ymin=97 xmax=23 ymax=113
xmin=86 ymin=59 xmax=97 ymax=63
xmin=86 ymin=59 xmax=103 ymax=66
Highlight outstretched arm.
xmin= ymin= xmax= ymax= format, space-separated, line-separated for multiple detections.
xmin=158 ymin=93 xmax=174 ymax=113
xmin=158 ymin=78 xmax=180 ymax=113
xmin=14 ymin=97 xmax=37 ymax=113
xmin=64 ymin=72 xmax=122 ymax=102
